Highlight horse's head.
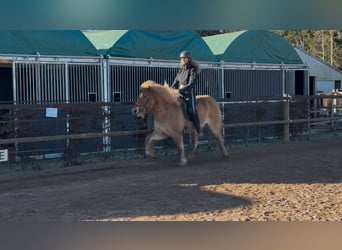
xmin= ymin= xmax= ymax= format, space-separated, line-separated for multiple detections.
xmin=132 ymin=80 xmax=180 ymax=118
xmin=132 ymin=105 xmax=147 ymax=119
xmin=132 ymin=83 xmax=154 ymax=119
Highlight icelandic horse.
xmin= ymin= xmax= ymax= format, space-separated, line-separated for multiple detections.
xmin=132 ymin=80 xmax=228 ymax=166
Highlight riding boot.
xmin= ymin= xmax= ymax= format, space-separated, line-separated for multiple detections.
xmin=182 ymin=92 xmax=202 ymax=136
xmin=192 ymin=113 xmax=203 ymax=136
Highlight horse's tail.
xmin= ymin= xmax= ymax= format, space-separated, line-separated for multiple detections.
xmin=196 ymin=95 xmax=228 ymax=157
xmin=208 ymin=96 xmax=223 ymax=128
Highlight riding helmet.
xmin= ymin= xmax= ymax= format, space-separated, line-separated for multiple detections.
xmin=179 ymin=50 xmax=192 ymax=59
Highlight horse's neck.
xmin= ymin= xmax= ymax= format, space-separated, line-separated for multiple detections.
xmin=149 ymin=95 xmax=165 ymax=112
xmin=151 ymin=93 xmax=178 ymax=115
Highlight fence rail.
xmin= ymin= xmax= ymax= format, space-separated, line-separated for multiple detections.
xmin=1 ymin=95 xmax=342 ymax=166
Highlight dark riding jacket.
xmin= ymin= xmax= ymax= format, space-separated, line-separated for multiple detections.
xmin=170 ymin=62 xmax=202 ymax=134
xmin=171 ymin=63 xmax=198 ymax=95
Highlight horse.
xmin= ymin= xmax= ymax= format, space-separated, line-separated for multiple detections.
xmin=132 ymin=80 xmax=228 ymax=166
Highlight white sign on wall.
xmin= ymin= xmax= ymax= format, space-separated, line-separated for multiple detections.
xmin=45 ymin=108 xmax=58 ymax=118
xmin=0 ymin=149 xmax=8 ymax=162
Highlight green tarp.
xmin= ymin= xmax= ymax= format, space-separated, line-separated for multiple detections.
xmin=100 ymin=30 xmax=218 ymax=61
xmin=203 ymin=30 xmax=303 ymax=64
xmin=0 ymin=30 xmax=303 ymax=64
xmin=82 ymin=30 xmax=128 ymax=54
xmin=0 ymin=30 xmax=217 ymax=61
xmin=0 ymin=30 xmax=100 ymax=56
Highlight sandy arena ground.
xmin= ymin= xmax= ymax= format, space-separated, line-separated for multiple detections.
xmin=0 ymin=137 xmax=341 ymax=221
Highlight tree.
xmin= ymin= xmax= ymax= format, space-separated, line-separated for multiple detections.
xmin=274 ymin=30 xmax=342 ymax=70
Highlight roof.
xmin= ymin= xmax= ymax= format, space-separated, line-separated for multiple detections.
xmin=102 ymin=30 xmax=218 ymax=62
xmin=0 ymin=30 xmax=100 ymax=56
xmin=295 ymin=47 xmax=342 ymax=80
xmin=203 ymin=30 xmax=303 ymax=64
xmin=0 ymin=30 xmax=217 ymax=61
xmin=0 ymin=30 xmax=305 ymax=64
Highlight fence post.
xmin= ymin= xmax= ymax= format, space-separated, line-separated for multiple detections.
xmin=102 ymin=57 xmax=111 ymax=152
xmin=283 ymin=94 xmax=290 ymax=142
xmin=330 ymin=96 xmax=335 ymax=131
xmin=307 ymin=96 xmax=312 ymax=139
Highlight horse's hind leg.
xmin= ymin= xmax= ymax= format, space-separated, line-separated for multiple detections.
xmin=187 ymin=131 xmax=199 ymax=160
xmin=217 ymin=134 xmax=228 ymax=157
xmin=208 ymin=123 xmax=228 ymax=157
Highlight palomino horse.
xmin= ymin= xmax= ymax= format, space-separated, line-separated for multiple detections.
xmin=132 ymin=80 xmax=228 ymax=166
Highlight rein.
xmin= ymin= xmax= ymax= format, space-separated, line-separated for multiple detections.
xmin=136 ymin=91 xmax=171 ymax=114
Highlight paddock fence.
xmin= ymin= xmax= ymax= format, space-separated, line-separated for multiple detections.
xmin=1 ymin=94 xmax=342 ymax=170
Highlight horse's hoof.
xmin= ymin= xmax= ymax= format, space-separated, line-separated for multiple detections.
xmin=178 ymin=159 xmax=187 ymax=167
xmin=145 ymin=153 xmax=156 ymax=159
xmin=223 ymin=153 xmax=229 ymax=158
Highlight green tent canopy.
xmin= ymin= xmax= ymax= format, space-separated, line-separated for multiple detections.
xmin=0 ymin=30 xmax=100 ymax=56
xmin=0 ymin=30 xmax=217 ymax=61
xmin=100 ymin=30 xmax=218 ymax=62
xmin=203 ymin=30 xmax=303 ymax=64
xmin=82 ymin=30 xmax=128 ymax=54
xmin=0 ymin=30 xmax=303 ymax=64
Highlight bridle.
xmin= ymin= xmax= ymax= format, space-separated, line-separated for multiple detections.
xmin=134 ymin=90 xmax=170 ymax=114
xmin=135 ymin=91 xmax=152 ymax=111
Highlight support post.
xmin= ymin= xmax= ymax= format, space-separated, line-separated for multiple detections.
xmin=283 ymin=94 xmax=290 ymax=142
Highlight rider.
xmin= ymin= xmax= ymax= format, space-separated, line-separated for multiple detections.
xmin=171 ymin=50 xmax=203 ymax=136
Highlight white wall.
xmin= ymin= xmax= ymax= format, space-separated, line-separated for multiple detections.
xmin=316 ymin=80 xmax=335 ymax=93
xmin=295 ymin=47 xmax=342 ymax=82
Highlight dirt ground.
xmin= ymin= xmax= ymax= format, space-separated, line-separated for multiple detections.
xmin=0 ymin=136 xmax=341 ymax=221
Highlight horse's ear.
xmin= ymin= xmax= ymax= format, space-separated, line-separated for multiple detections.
xmin=163 ymin=80 xmax=170 ymax=88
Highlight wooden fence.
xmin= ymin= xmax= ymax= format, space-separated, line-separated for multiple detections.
xmin=1 ymin=95 xmax=342 ymax=166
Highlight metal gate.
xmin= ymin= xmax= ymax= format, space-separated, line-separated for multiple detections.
xmin=13 ymin=60 xmax=103 ymax=104
xmin=11 ymin=57 xmax=309 ymax=104
xmin=108 ymin=59 xmax=223 ymax=102
xmin=12 ymin=58 xmax=104 ymax=156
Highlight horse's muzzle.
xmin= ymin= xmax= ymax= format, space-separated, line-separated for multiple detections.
xmin=132 ymin=106 xmax=146 ymax=119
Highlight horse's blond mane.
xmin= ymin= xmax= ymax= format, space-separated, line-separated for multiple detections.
xmin=141 ymin=80 xmax=179 ymax=106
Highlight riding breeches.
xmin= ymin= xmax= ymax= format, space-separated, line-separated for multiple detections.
xmin=180 ymin=91 xmax=201 ymax=134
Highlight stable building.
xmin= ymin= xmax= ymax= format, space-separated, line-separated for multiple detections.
xmin=203 ymin=30 xmax=309 ymax=98
xmin=0 ymin=30 xmax=312 ymax=159
xmin=294 ymin=47 xmax=342 ymax=94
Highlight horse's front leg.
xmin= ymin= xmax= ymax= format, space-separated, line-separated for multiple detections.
xmin=145 ymin=130 xmax=168 ymax=159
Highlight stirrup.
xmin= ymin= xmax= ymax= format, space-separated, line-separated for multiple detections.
xmin=197 ymin=129 xmax=203 ymax=137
